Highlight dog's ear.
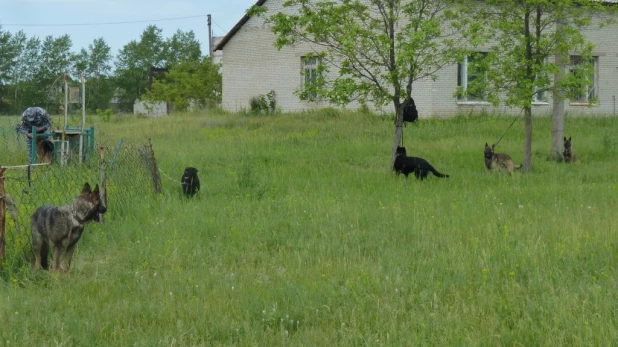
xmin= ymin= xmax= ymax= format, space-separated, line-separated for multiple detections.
xmin=564 ymin=137 xmax=567 ymax=142
xmin=81 ymin=182 xmax=92 ymax=194
xmin=92 ymin=184 xmax=100 ymax=194
xmin=568 ymin=137 xmax=571 ymax=141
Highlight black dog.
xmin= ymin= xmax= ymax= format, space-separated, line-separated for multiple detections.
xmin=181 ymin=167 xmax=200 ymax=196
xmin=393 ymin=146 xmax=449 ymax=180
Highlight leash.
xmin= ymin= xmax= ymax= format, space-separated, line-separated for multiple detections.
xmin=158 ymin=167 xmax=182 ymax=185
xmin=158 ymin=167 xmax=208 ymax=193
xmin=493 ymin=109 xmax=524 ymax=147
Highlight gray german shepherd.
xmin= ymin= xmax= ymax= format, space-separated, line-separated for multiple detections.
xmin=484 ymin=143 xmax=521 ymax=174
xmin=31 ymin=182 xmax=107 ymax=272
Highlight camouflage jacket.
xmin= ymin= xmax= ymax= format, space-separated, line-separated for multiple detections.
xmin=17 ymin=107 xmax=53 ymax=134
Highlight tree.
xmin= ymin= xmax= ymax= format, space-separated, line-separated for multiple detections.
xmin=164 ymin=29 xmax=202 ymax=65
xmin=142 ymin=57 xmax=221 ymax=111
xmin=0 ymin=26 xmax=17 ymax=111
xmin=5 ymin=32 xmax=43 ymax=112
xmin=37 ymin=34 xmax=73 ymax=107
xmin=115 ymin=25 xmax=167 ymax=105
xmin=466 ymin=0 xmax=609 ymax=172
xmin=251 ymin=0 xmax=473 ymax=165
xmin=72 ymin=38 xmax=114 ymax=111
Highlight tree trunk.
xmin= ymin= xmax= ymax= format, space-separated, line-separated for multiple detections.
xmin=552 ymin=50 xmax=565 ymax=161
xmin=391 ymin=104 xmax=405 ymax=169
xmin=523 ymin=106 xmax=533 ymax=173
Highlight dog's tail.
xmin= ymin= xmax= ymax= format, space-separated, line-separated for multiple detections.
xmin=430 ymin=166 xmax=449 ymax=178
xmin=514 ymin=163 xmax=522 ymax=170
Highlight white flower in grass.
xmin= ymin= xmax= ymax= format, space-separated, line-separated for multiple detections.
xmin=519 ymin=205 xmax=524 ymax=209
xmin=153 ymin=272 xmax=157 ymax=277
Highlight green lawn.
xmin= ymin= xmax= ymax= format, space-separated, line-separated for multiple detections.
xmin=1 ymin=110 xmax=617 ymax=345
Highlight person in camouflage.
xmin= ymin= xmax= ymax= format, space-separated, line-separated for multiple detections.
xmin=16 ymin=107 xmax=54 ymax=163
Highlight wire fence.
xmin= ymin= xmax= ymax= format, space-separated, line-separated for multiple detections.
xmin=0 ymin=124 xmax=162 ymax=270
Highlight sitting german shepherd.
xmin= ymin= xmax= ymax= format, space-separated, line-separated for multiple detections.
xmin=31 ymin=182 xmax=107 ymax=272
xmin=393 ymin=146 xmax=449 ymax=180
xmin=181 ymin=167 xmax=200 ymax=196
xmin=484 ymin=143 xmax=521 ymax=174
xmin=36 ymin=137 xmax=54 ymax=164
xmin=563 ymin=136 xmax=579 ymax=163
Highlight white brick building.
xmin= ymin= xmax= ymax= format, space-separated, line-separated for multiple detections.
xmin=215 ymin=0 xmax=618 ymax=117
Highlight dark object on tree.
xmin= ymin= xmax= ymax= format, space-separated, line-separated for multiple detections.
xmin=403 ymin=99 xmax=418 ymax=123
xmin=149 ymin=66 xmax=169 ymax=90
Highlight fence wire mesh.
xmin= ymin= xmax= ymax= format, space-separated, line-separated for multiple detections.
xmin=1 ymin=123 xmax=160 ymax=268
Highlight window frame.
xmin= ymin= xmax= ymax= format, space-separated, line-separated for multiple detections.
xmin=569 ymin=55 xmax=598 ymax=105
xmin=301 ymin=56 xmax=321 ymax=101
xmin=457 ymin=52 xmax=489 ymax=103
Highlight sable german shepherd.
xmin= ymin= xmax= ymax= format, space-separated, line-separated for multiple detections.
xmin=484 ymin=143 xmax=521 ymax=174
xmin=393 ymin=146 xmax=449 ymax=180
xmin=35 ymin=137 xmax=54 ymax=164
xmin=31 ymin=182 xmax=107 ymax=272
xmin=563 ymin=136 xmax=579 ymax=163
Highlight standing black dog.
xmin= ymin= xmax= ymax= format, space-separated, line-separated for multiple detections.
xmin=393 ymin=146 xmax=449 ymax=180
xmin=181 ymin=167 xmax=200 ymax=196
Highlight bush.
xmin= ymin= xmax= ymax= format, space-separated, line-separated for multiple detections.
xmin=96 ymin=108 xmax=113 ymax=123
xmin=249 ymin=90 xmax=277 ymax=115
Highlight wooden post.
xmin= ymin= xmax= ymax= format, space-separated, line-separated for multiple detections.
xmin=62 ymin=73 xmax=68 ymax=167
xmin=80 ymin=74 xmax=86 ymax=163
xmin=99 ymin=147 xmax=107 ymax=224
xmin=148 ymin=139 xmax=162 ymax=194
xmin=0 ymin=167 xmax=6 ymax=260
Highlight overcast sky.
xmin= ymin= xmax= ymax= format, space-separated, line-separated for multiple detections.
xmin=0 ymin=0 xmax=257 ymax=56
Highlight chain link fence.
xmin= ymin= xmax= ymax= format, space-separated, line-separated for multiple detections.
xmin=0 ymin=123 xmax=162 ymax=272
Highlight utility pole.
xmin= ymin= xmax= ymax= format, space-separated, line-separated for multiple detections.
xmin=207 ymin=14 xmax=213 ymax=57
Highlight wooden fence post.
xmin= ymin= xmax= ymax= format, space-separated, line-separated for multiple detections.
xmin=148 ymin=139 xmax=162 ymax=194
xmin=99 ymin=147 xmax=107 ymax=224
xmin=0 ymin=167 xmax=7 ymax=260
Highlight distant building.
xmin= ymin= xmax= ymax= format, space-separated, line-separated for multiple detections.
xmin=215 ymin=0 xmax=618 ymax=117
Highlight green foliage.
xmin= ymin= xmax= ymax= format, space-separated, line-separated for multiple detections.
xmin=249 ymin=90 xmax=277 ymax=115
xmin=142 ymin=57 xmax=221 ymax=112
xmin=114 ymin=25 xmax=203 ymax=105
xmin=1 ymin=111 xmax=618 ymax=344
xmin=96 ymin=108 xmax=113 ymax=122
xmin=259 ymin=0 xmax=471 ymax=116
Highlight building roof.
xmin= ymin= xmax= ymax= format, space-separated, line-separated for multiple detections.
xmin=214 ymin=0 xmax=267 ymax=51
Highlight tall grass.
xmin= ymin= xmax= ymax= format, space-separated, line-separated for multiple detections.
xmin=1 ymin=110 xmax=617 ymax=345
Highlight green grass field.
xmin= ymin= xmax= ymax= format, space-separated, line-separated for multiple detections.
xmin=1 ymin=110 xmax=618 ymax=345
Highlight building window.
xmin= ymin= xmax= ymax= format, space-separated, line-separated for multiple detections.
xmin=301 ymin=56 xmax=321 ymax=101
xmin=457 ymin=52 xmax=488 ymax=102
xmin=533 ymin=84 xmax=546 ymax=103
xmin=569 ymin=55 xmax=598 ymax=104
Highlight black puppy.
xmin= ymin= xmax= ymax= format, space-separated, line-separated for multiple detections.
xmin=181 ymin=167 xmax=200 ymax=196
xmin=393 ymin=146 xmax=449 ymax=180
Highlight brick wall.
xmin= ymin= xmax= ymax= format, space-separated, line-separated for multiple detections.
xmin=220 ymin=0 xmax=618 ymax=117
